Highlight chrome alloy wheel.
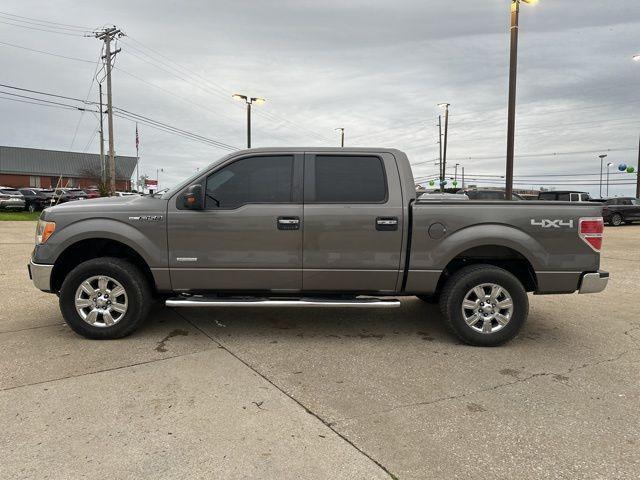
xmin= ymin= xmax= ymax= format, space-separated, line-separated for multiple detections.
xmin=461 ymin=283 xmax=514 ymax=334
xmin=74 ymin=275 xmax=128 ymax=327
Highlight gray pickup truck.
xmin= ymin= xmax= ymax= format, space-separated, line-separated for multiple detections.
xmin=29 ymin=148 xmax=608 ymax=346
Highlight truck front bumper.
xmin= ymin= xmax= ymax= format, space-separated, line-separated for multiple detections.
xmin=28 ymin=259 xmax=54 ymax=292
xmin=578 ymin=270 xmax=609 ymax=294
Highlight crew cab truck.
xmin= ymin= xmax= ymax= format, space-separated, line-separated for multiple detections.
xmin=29 ymin=148 xmax=609 ymax=346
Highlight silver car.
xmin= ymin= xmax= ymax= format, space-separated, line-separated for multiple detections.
xmin=0 ymin=187 xmax=26 ymax=210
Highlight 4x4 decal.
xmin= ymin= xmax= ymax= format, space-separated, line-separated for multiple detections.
xmin=530 ymin=219 xmax=574 ymax=228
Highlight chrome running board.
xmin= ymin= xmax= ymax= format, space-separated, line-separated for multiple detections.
xmin=165 ymin=296 xmax=401 ymax=308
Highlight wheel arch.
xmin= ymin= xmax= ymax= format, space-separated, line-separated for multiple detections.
xmin=436 ymin=244 xmax=538 ymax=294
xmin=51 ymin=238 xmax=156 ymax=294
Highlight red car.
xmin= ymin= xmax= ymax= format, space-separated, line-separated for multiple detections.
xmin=84 ymin=188 xmax=101 ymax=199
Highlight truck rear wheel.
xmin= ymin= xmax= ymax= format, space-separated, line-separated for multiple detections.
xmin=59 ymin=257 xmax=151 ymax=339
xmin=439 ymin=264 xmax=528 ymax=347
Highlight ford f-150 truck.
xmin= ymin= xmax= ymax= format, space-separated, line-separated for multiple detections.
xmin=28 ymin=148 xmax=609 ymax=346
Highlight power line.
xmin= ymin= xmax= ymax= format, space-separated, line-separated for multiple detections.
xmin=0 ymin=90 xmax=98 ymax=112
xmin=113 ymin=65 xmax=241 ymax=126
xmin=0 ymin=82 xmax=97 ymax=105
xmin=70 ymin=54 xmax=103 ymax=150
xmin=0 ymin=40 xmax=95 ymax=63
xmin=121 ymin=36 xmax=334 ymax=144
xmin=113 ymin=107 xmax=237 ymax=150
xmin=0 ymin=19 xmax=86 ymax=37
xmin=0 ymin=93 xmax=93 ymax=112
xmin=0 ymin=11 xmax=92 ymax=30
xmin=0 ymin=83 xmax=238 ymax=151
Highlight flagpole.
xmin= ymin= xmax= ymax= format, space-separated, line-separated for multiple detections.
xmin=135 ymin=123 xmax=140 ymax=192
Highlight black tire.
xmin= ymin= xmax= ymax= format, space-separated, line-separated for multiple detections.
xmin=416 ymin=294 xmax=439 ymax=304
xmin=439 ymin=264 xmax=528 ymax=347
xmin=610 ymin=213 xmax=623 ymax=227
xmin=59 ymin=257 xmax=151 ymax=339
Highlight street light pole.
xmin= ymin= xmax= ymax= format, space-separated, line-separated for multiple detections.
xmin=636 ymin=134 xmax=640 ymax=198
xmin=233 ymin=94 xmax=266 ymax=148
xmin=606 ymin=162 xmax=613 ymax=197
xmin=438 ymin=103 xmax=450 ymax=192
xmin=599 ymin=154 xmax=608 ymax=198
xmin=454 ymin=163 xmax=460 ymax=185
xmin=438 ymin=115 xmax=443 ymax=186
xmin=505 ymin=0 xmax=536 ymax=200
xmin=335 ymin=127 xmax=345 ymax=147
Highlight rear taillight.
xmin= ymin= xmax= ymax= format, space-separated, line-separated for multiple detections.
xmin=579 ymin=217 xmax=604 ymax=252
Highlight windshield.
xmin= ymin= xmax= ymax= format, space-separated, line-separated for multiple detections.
xmin=161 ymin=152 xmax=235 ymax=200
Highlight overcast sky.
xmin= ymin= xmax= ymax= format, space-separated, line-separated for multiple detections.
xmin=0 ymin=0 xmax=638 ymax=196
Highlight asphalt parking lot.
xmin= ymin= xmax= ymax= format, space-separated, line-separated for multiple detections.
xmin=1 ymin=221 xmax=639 ymax=479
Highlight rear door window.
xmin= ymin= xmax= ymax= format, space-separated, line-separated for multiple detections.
xmin=310 ymin=155 xmax=387 ymax=203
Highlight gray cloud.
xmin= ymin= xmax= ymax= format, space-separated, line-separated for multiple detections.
xmin=0 ymin=0 xmax=638 ymax=196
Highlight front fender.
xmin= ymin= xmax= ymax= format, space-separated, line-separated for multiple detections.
xmin=33 ymin=217 xmax=167 ymax=268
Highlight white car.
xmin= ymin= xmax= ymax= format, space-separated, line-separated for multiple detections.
xmin=0 ymin=187 xmax=26 ymax=210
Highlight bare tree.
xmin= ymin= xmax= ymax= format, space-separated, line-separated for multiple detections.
xmin=78 ymin=166 xmax=109 ymax=196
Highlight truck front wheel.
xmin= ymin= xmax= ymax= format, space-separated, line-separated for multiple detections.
xmin=439 ymin=264 xmax=528 ymax=347
xmin=59 ymin=257 xmax=151 ymax=339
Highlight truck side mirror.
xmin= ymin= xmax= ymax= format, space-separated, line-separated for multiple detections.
xmin=181 ymin=184 xmax=203 ymax=210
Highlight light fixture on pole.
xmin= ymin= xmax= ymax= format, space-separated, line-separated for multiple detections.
xmin=335 ymin=127 xmax=345 ymax=147
xmin=232 ymin=94 xmax=266 ymax=148
xmin=633 ymin=54 xmax=640 ymax=62
xmin=599 ymin=154 xmax=608 ymax=198
xmin=438 ymin=103 xmax=450 ymax=192
xmin=606 ymin=162 xmax=613 ymax=197
xmin=505 ymin=0 xmax=537 ymax=200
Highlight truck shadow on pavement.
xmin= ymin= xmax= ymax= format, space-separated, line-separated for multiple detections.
xmin=168 ymin=296 xmax=568 ymax=348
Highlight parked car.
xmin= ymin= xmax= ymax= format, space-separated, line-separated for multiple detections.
xmin=115 ymin=191 xmax=139 ymax=197
xmin=0 ymin=187 xmax=26 ymax=211
xmin=53 ymin=188 xmax=88 ymax=204
xmin=19 ymin=188 xmax=55 ymax=212
xmin=538 ymin=190 xmax=593 ymax=202
xmin=458 ymin=189 xmax=525 ymax=200
xmin=602 ymin=197 xmax=640 ymax=226
xmin=29 ymin=147 xmax=608 ymax=347
xmin=84 ymin=188 xmax=101 ymax=199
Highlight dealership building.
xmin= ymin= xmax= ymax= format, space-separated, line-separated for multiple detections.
xmin=0 ymin=145 xmax=137 ymax=190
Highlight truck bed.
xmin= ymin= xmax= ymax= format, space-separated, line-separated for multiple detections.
xmin=405 ymin=200 xmax=603 ymax=294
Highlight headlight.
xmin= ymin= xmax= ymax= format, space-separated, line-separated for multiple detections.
xmin=35 ymin=219 xmax=56 ymax=245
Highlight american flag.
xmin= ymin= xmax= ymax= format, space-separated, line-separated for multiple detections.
xmin=135 ymin=123 xmax=139 ymax=156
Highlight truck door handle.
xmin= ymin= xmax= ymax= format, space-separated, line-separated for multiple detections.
xmin=277 ymin=216 xmax=300 ymax=230
xmin=376 ymin=216 xmax=398 ymax=231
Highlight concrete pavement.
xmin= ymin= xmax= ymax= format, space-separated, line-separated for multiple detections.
xmin=1 ymin=220 xmax=639 ymax=479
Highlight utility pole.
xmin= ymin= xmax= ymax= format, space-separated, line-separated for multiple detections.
xmin=95 ymin=27 xmax=123 ymax=195
xmin=438 ymin=103 xmax=450 ymax=192
xmin=438 ymin=115 xmax=443 ymax=187
xmin=599 ymin=154 xmax=607 ymax=198
xmin=335 ymin=128 xmax=345 ymax=147
xmin=98 ymin=82 xmax=105 ymax=188
xmin=462 ymin=166 xmax=465 ymax=189
xmin=505 ymin=0 xmax=536 ymax=200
